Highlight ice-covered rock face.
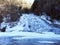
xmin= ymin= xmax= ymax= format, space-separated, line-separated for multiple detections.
xmin=1 ymin=13 xmax=60 ymax=34
xmin=18 ymin=14 xmax=60 ymax=34
xmin=19 ymin=14 xmax=53 ymax=33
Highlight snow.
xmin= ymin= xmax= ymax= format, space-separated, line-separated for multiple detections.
xmin=41 ymin=14 xmax=60 ymax=25
xmin=37 ymin=41 xmax=57 ymax=43
xmin=6 ymin=24 xmax=24 ymax=32
xmin=54 ymin=20 xmax=60 ymax=25
xmin=0 ymin=13 xmax=60 ymax=41
xmin=1 ymin=13 xmax=60 ymax=33
xmin=40 ymin=15 xmax=52 ymax=24
xmin=0 ymin=32 xmax=60 ymax=40
xmin=19 ymin=14 xmax=52 ymax=32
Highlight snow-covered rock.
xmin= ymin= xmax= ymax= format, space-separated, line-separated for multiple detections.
xmin=18 ymin=14 xmax=53 ymax=32
xmin=0 ymin=14 xmax=60 ymax=42
xmin=1 ymin=14 xmax=60 ymax=34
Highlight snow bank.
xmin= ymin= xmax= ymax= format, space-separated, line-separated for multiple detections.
xmin=0 ymin=13 xmax=60 ymax=33
xmin=0 ymin=32 xmax=60 ymax=40
xmin=1 ymin=14 xmax=59 ymax=34
xmin=6 ymin=24 xmax=24 ymax=32
xmin=37 ymin=41 xmax=57 ymax=43
xmin=0 ymin=13 xmax=60 ymax=41
xmin=18 ymin=14 xmax=53 ymax=32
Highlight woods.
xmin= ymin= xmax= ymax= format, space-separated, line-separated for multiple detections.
xmin=31 ymin=0 xmax=60 ymax=21
xmin=0 ymin=0 xmax=60 ymax=23
xmin=0 ymin=0 xmax=22 ymax=23
xmin=0 ymin=0 xmax=34 ymax=23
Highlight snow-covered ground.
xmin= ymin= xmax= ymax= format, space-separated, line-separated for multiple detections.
xmin=0 ymin=32 xmax=60 ymax=40
xmin=0 ymin=14 xmax=60 ymax=42
xmin=4 ymin=14 xmax=60 ymax=33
